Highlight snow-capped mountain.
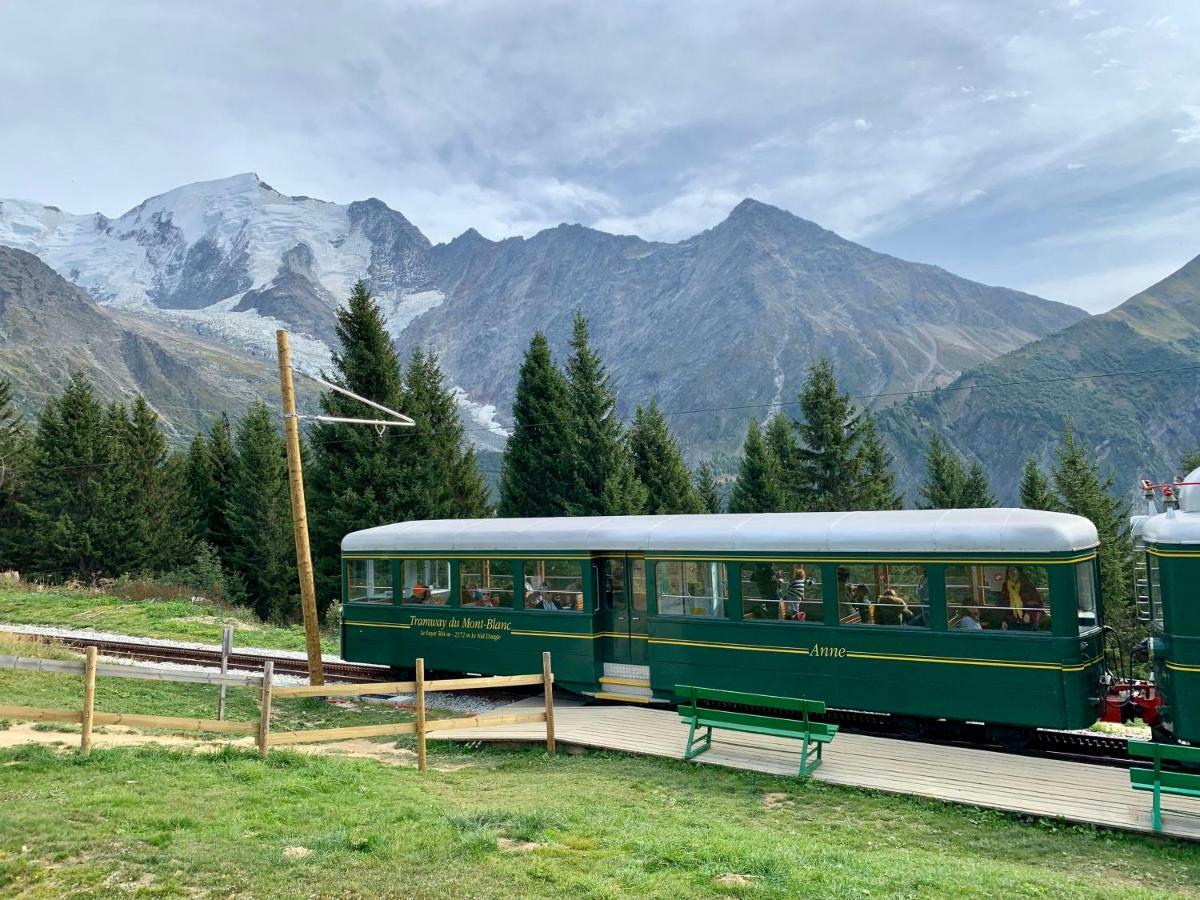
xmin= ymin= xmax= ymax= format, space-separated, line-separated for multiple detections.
xmin=0 ymin=174 xmax=1087 ymax=455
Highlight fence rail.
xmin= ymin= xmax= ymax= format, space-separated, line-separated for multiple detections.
xmin=0 ymin=646 xmax=555 ymax=768
xmin=267 ymin=655 xmax=556 ymax=767
xmin=0 ymin=654 xmax=263 ymax=688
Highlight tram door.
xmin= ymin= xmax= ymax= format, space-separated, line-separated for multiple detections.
xmin=596 ymin=555 xmax=648 ymax=666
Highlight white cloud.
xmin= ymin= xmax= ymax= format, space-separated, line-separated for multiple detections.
xmin=0 ymin=0 xmax=1198 ymax=312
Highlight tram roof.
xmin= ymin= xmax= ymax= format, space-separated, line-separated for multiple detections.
xmin=342 ymin=509 xmax=1098 ymax=555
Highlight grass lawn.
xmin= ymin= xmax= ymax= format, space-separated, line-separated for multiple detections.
xmin=0 ymin=582 xmax=335 ymax=653
xmin=0 ymin=659 xmax=1198 ymax=897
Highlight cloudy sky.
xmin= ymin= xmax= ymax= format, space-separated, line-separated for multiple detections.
xmin=2 ymin=0 xmax=1198 ymax=313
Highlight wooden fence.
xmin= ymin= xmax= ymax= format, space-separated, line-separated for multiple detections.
xmin=0 ymin=647 xmax=555 ymax=768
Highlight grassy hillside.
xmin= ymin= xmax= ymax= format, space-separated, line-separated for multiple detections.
xmin=0 ymin=582 xmax=335 ymax=653
xmin=881 ymin=255 xmax=1200 ymax=503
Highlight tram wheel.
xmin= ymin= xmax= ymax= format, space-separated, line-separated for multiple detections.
xmin=984 ymin=724 xmax=1034 ymax=750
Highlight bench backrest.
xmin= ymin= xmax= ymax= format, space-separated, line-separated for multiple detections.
xmin=675 ymin=684 xmax=826 ymax=716
xmin=693 ymin=707 xmax=837 ymax=737
xmin=1128 ymin=740 xmax=1200 ymax=767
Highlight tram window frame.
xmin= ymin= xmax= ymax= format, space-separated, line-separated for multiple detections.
xmin=740 ymin=561 xmax=823 ymax=623
xmin=944 ymin=563 xmax=1052 ymax=634
xmin=1148 ymin=553 xmax=1163 ymax=629
xmin=835 ymin=563 xmax=929 ymax=627
xmin=521 ymin=559 xmax=585 ymax=612
xmin=346 ymin=558 xmax=393 ymax=604
xmin=1075 ymin=560 xmax=1098 ymax=632
xmin=459 ymin=558 xmax=517 ymax=609
xmin=398 ymin=558 xmax=451 ymax=606
xmin=655 ymin=560 xmax=727 ymax=618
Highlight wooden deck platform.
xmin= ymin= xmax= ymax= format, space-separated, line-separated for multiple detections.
xmin=431 ymin=699 xmax=1200 ymax=842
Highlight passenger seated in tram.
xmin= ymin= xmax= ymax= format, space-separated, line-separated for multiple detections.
xmin=870 ymin=587 xmax=912 ymax=626
xmin=842 ymin=583 xmax=870 ymax=623
xmin=406 ymin=583 xmax=431 ymax=604
xmin=997 ymin=566 xmax=1046 ymax=631
xmin=954 ymin=606 xmax=983 ymax=630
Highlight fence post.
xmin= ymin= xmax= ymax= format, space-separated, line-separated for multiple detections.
xmin=217 ymin=625 xmax=233 ymax=721
xmin=415 ymin=658 xmax=427 ymax=772
xmin=80 ymin=645 xmax=97 ymax=756
xmin=257 ymin=660 xmax=274 ymax=758
xmin=542 ymin=651 xmax=556 ymax=755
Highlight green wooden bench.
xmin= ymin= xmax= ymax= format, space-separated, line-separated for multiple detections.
xmin=675 ymin=685 xmax=837 ymax=776
xmin=1128 ymin=740 xmax=1200 ymax=833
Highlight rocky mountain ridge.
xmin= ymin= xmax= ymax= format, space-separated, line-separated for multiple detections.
xmin=0 ymin=245 xmax=281 ymax=440
xmin=0 ymin=175 xmax=1088 ymax=455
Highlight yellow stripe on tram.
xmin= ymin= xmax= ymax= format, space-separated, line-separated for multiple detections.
xmin=343 ymin=620 xmax=412 ymax=629
xmin=1165 ymin=661 xmax=1200 ymax=673
xmin=650 ymin=637 xmax=811 ymax=656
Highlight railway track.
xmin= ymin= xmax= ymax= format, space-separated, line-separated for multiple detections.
xmin=14 ymin=631 xmax=1135 ymax=764
xmin=43 ymin=635 xmax=395 ymax=683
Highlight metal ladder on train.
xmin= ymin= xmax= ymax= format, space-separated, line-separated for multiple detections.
xmin=1134 ymin=552 xmax=1151 ymax=623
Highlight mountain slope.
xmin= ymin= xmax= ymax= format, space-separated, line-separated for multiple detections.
xmin=412 ymin=198 xmax=1085 ymax=454
xmin=880 ymin=255 xmax=1200 ymax=502
xmin=0 ymin=245 xmax=281 ymax=439
xmin=0 ymin=176 xmax=1087 ymax=452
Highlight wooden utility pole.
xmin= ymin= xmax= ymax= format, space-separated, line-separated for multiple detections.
xmin=276 ymin=330 xmax=325 ymax=686
xmin=80 ymin=645 xmax=97 ymax=756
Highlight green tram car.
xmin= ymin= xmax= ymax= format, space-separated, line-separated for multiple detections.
xmin=341 ymin=509 xmax=1108 ymax=738
xmin=1140 ymin=476 xmax=1200 ymax=744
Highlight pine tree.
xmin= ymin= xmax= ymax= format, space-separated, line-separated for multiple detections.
xmin=565 ymin=310 xmax=641 ymax=515
xmin=1052 ymin=422 xmax=1133 ymax=639
xmin=793 ymin=358 xmax=861 ymax=511
xmin=695 ymin=461 xmax=722 ymax=514
xmin=19 ymin=373 xmax=115 ymax=578
xmin=918 ymin=434 xmax=967 ymax=509
xmin=114 ymin=396 xmax=193 ymax=572
xmin=499 ymin=332 xmax=574 ymax=517
xmin=628 ymin=400 xmax=704 ymax=514
xmin=225 ymin=402 xmax=298 ymax=621
xmin=600 ymin=437 xmax=648 ymax=515
xmin=400 ymin=346 xmax=491 ymax=520
xmin=309 ymin=281 xmax=412 ymax=611
xmin=765 ymin=413 xmax=800 ymax=508
xmin=960 ymin=461 xmax=997 ymax=508
xmin=854 ymin=411 xmax=901 ymax=510
xmin=728 ymin=419 xmax=785 ymax=513
xmin=0 ymin=378 xmax=29 ymax=568
xmin=1180 ymin=442 xmax=1200 ymax=477
xmin=1019 ymin=457 xmax=1058 ymax=511
xmin=185 ymin=415 xmax=236 ymax=560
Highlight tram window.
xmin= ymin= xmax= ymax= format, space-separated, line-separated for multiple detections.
xmin=460 ymin=559 xmax=515 ymax=608
xmin=656 ymin=560 xmax=727 ymax=618
xmin=1148 ymin=555 xmax=1163 ymax=628
xmin=522 ymin=559 xmax=584 ymax=611
xmin=346 ymin=559 xmax=393 ymax=604
xmin=945 ymin=564 xmax=1051 ymax=633
xmin=836 ymin=564 xmax=927 ymax=626
xmin=1075 ymin=562 xmax=1097 ymax=632
xmin=741 ymin=562 xmax=822 ymax=622
xmin=400 ymin=559 xmax=450 ymax=605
